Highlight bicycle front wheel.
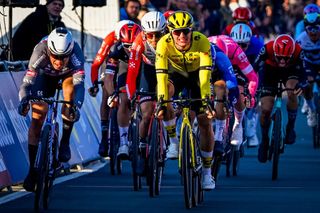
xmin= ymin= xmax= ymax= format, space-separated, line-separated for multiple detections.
xmin=312 ymin=93 xmax=320 ymax=148
xmin=43 ymin=123 xmax=59 ymax=210
xmin=34 ymin=125 xmax=50 ymax=211
xmin=148 ymin=118 xmax=160 ymax=197
xmin=109 ymin=108 xmax=120 ymax=175
xmin=272 ymin=109 xmax=282 ymax=180
xmin=181 ymin=125 xmax=193 ymax=209
xmin=130 ymin=116 xmax=141 ymax=191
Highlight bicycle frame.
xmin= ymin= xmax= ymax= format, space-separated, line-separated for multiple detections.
xmin=35 ymin=88 xmax=61 ymax=178
xmin=268 ymin=83 xmax=285 ymax=149
xmin=178 ymin=107 xmax=196 ymax=170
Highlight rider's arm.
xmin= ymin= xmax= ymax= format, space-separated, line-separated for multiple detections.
xmin=233 ymin=46 xmax=258 ymax=97
xmin=71 ymin=43 xmax=86 ymax=109
xmin=155 ymin=37 xmax=169 ymax=102
xmin=19 ymin=42 xmax=46 ymax=101
xmin=213 ymin=45 xmax=238 ymax=89
xmin=90 ymin=31 xmax=116 ymax=84
xmin=126 ymin=34 xmax=144 ymax=100
xmin=199 ymin=38 xmax=213 ymax=100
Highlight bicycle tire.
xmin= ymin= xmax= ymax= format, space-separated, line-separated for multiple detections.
xmin=211 ymin=154 xmax=222 ymax=181
xmin=43 ymin=123 xmax=59 ymax=210
xmin=232 ymin=147 xmax=240 ymax=176
xmin=313 ymin=93 xmax=320 ymax=148
xmin=155 ymin=121 xmax=166 ymax=196
xmin=109 ymin=108 xmax=120 ymax=175
xmin=34 ymin=125 xmax=50 ymax=211
xmin=130 ymin=117 xmax=141 ymax=191
xmin=181 ymin=125 xmax=193 ymax=209
xmin=191 ymin=132 xmax=202 ymax=207
xmin=148 ymin=118 xmax=159 ymax=197
xmin=272 ymin=109 xmax=282 ymax=180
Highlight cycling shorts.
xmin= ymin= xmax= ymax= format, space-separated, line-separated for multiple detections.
xmin=260 ymin=64 xmax=299 ymax=97
xmin=169 ymin=70 xmax=205 ymax=115
xmin=138 ymin=63 xmax=157 ymax=103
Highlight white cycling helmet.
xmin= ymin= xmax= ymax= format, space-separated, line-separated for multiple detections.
xmin=230 ymin=23 xmax=252 ymax=44
xmin=141 ymin=11 xmax=166 ymax=32
xmin=115 ymin=20 xmax=135 ymax=40
xmin=47 ymin=27 xmax=74 ymax=56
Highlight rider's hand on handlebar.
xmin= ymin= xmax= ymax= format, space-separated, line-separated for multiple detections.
xmin=107 ymin=93 xmax=118 ymax=108
xmin=205 ymin=104 xmax=216 ymax=119
xmin=88 ymin=81 xmax=99 ymax=97
xmin=18 ymin=97 xmax=30 ymax=117
xmin=294 ymin=81 xmax=309 ymax=96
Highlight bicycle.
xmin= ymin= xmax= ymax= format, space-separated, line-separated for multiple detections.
xmin=225 ymin=84 xmax=251 ymax=177
xmin=310 ymin=76 xmax=320 ymax=148
xmin=158 ymin=96 xmax=212 ymax=208
xmin=265 ymin=81 xmax=294 ymax=180
xmin=93 ymin=81 xmax=122 ymax=175
xmin=129 ymin=91 xmax=168 ymax=197
xmin=29 ymin=81 xmax=73 ymax=211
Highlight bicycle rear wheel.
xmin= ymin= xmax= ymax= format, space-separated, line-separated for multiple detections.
xmin=43 ymin=123 xmax=59 ymax=210
xmin=148 ymin=118 xmax=160 ymax=197
xmin=181 ymin=125 xmax=193 ymax=209
xmin=34 ymin=125 xmax=50 ymax=211
xmin=272 ymin=109 xmax=282 ymax=180
xmin=312 ymin=93 xmax=320 ymax=148
xmin=109 ymin=108 xmax=120 ymax=175
xmin=130 ymin=116 xmax=141 ymax=191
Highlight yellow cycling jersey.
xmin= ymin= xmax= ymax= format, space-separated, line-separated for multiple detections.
xmin=155 ymin=31 xmax=212 ymax=101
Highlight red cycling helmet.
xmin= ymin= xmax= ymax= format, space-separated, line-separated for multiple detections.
xmin=163 ymin=10 xmax=175 ymax=20
xmin=232 ymin=7 xmax=252 ymax=21
xmin=118 ymin=22 xmax=142 ymax=45
xmin=273 ymin=34 xmax=295 ymax=66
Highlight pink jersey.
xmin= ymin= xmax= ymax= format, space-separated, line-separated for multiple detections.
xmin=208 ymin=35 xmax=258 ymax=97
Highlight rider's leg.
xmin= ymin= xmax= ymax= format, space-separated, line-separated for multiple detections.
xmin=117 ymin=91 xmax=130 ymax=157
xmin=163 ymin=82 xmax=179 ymax=159
xmin=213 ymin=80 xmax=227 ymax=154
xmin=24 ymin=102 xmax=48 ymax=191
xmin=59 ymin=76 xmax=76 ymax=162
xmin=258 ymin=96 xmax=274 ymax=162
xmin=198 ymin=113 xmax=215 ymax=190
xmin=304 ymin=83 xmax=317 ymax=127
xmin=99 ymin=81 xmax=111 ymax=157
xmin=231 ymin=85 xmax=245 ymax=146
xmin=285 ymin=79 xmax=299 ymax=144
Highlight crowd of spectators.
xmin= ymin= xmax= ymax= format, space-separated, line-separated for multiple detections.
xmin=120 ymin=0 xmax=320 ymax=39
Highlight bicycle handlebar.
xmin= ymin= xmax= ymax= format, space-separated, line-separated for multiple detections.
xmin=28 ymin=96 xmax=73 ymax=105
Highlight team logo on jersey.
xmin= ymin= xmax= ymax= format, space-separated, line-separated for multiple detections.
xmin=129 ymin=61 xmax=136 ymax=68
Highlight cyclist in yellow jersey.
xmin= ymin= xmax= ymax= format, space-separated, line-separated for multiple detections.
xmin=155 ymin=11 xmax=215 ymax=190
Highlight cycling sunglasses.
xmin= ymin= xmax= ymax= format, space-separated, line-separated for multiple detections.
xmin=275 ymin=55 xmax=291 ymax=62
xmin=50 ymin=53 xmax=70 ymax=60
xmin=306 ymin=25 xmax=320 ymax=33
xmin=122 ymin=43 xmax=132 ymax=49
xmin=145 ymin=31 xmax=164 ymax=40
xmin=171 ymin=28 xmax=192 ymax=36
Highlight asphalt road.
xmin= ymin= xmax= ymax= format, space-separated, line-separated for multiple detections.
xmin=1 ymin=109 xmax=320 ymax=213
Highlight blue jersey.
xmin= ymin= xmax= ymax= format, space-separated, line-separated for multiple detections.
xmin=211 ymin=44 xmax=238 ymax=89
xmin=295 ymin=20 xmax=305 ymax=39
xmin=245 ymin=36 xmax=264 ymax=65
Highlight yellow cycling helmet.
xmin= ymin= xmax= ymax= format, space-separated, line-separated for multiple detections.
xmin=167 ymin=11 xmax=194 ymax=31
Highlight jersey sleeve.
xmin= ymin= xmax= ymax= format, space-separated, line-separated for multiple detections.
xmin=233 ymin=46 xmax=258 ymax=96
xmin=155 ymin=36 xmax=169 ymax=101
xmin=126 ymin=34 xmax=144 ymax=99
xmin=214 ymin=48 xmax=238 ymax=89
xmin=90 ymin=31 xmax=116 ymax=84
xmin=199 ymin=37 xmax=213 ymax=100
xmin=19 ymin=42 xmax=47 ymax=101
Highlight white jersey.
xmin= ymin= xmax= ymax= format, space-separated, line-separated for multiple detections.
xmin=296 ymin=31 xmax=320 ymax=65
